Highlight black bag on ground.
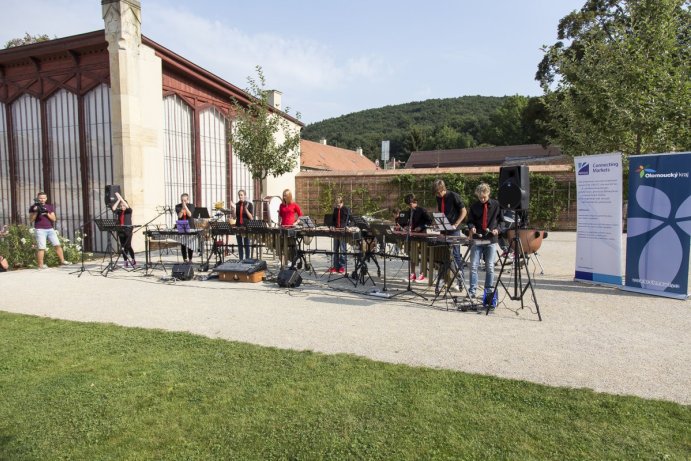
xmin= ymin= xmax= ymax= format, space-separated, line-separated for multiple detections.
xmin=277 ymin=268 xmax=302 ymax=288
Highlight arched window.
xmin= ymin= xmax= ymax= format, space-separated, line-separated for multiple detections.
xmin=46 ymin=89 xmax=82 ymax=240
xmin=199 ymin=107 xmax=227 ymax=210
xmin=11 ymin=94 xmax=42 ymax=225
xmin=163 ymin=94 xmax=194 ymax=224
xmin=84 ymin=83 xmax=114 ymax=251
xmin=0 ymin=102 xmax=10 ymax=225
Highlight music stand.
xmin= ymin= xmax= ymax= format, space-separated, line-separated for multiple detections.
xmin=323 ymin=214 xmax=334 ymax=227
xmin=70 ymin=208 xmax=111 ymax=278
xmin=350 ymin=215 xmax=369 ymax=230
xmin=94 ymin=218 xmax=120 ymax=276
xmin=432 ymin=213 xmax=456 ymax=232
xmin=207 ymin=221 xmax=235 ymax=267
xmin=298 ymin=216 xmax=316 ymax=228
xmin=192 ymin=207 xmax=210 ymax=219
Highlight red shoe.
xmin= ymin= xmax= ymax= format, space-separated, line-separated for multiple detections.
xmin=328 ymin=267 xmax=337 ymax=273
xmin=416 ymin=274 xmax=427 ymax=283
xmin=408 ymin=273 xmax=417 ymax=282
xmin=338 ymin=267 xmax=345 ymax=274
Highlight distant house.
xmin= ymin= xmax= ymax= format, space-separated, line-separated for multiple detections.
xmin=301 ymin=139 xmax=377 ymax=172
xmin=405 ymin=144 xmax=567 ymax=169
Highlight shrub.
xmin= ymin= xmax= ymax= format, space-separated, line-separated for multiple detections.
xmin=0 ymin=225 xmax=84 ymax=270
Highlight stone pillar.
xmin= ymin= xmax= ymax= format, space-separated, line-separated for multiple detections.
xmin=102 ymin=0 xmax=164 ymax=252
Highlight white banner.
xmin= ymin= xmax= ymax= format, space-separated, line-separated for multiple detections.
xmin=574 ymin=153 xmax=623 ymax=285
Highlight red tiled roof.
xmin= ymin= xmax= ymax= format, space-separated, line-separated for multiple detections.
xmin=405 ymin=144 xmax=565 ymax=168
xmin=301 ymin=139 xmax=377 ymax=171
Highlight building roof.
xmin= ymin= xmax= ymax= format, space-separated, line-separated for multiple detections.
xmin=0 ymin=31 xmax=302 ymax=126
xmin=405 ymin=144 xmax=566 ymax=168
xmin=301 ymin=139 xmax=377 ymax=172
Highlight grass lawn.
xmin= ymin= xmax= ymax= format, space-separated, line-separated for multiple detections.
xmin=0 ymin=311 xmax=688 ymax=460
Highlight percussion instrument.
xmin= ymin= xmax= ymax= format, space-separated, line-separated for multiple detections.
xmin=507 ymin=229 xmax=547 ymax=254
xmin=268 ymin=196 xmax=282 ymax=225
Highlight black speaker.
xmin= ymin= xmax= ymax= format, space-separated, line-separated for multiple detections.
xmin=172 ymin=263 xmax=194 ymax=281
xmin=277 ymin=268 xmax=302 ymax=288
xmin=498 ymin=165 xmax=530 ymax=210
xmin=105 ymin=185 xmax=121 ymax=207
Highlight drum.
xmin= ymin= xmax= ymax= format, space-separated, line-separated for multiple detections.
xmin=507 ymin=229 xmax=547 ymax=255
xmin=267 ymin=196 xmax=282 ymax=225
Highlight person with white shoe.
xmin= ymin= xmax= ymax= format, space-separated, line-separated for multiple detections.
xmin=29 ymin=191 xmax=71 ymax=269
xmin=466 ymin=183 xmax=502 ymax=301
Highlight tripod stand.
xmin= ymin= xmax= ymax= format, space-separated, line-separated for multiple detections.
xmin=70 ymin=208 xmax=111 ymax=277
xmin=491 ymin=214 xmax=542 ymax=320
xmin=94 ymin=218 xmax=120 ymax=276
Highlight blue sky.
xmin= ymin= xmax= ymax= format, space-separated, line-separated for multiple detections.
xmin=0 ymin=0 xmax=584 ymax=124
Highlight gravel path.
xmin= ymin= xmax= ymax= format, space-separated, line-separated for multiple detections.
xmin=1 ymin=232 xmax=689 ymax=404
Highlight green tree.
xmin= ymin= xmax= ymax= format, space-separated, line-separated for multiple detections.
xmin=537 ymin=0 xmax=691 ymax=156
xmin=521 ymin=97 xmax=553 ymax=146
xmin=229 ymin=66 xmax=301 ymax=192
xmin=4 ymin=33 xmax=53 ymax=49
xmin=481 ymin=95 xmax=530 ymax=146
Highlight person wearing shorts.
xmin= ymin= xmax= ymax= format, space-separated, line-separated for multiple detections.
xmin=29 ymin=191 xmax=70 ymax=269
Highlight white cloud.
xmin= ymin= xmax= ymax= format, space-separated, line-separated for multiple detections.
xmin=145 ymin=4 xmax=389 ymax=94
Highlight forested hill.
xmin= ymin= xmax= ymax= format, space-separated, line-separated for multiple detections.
xmin=301 ymin=95 xmax=550 ymax=164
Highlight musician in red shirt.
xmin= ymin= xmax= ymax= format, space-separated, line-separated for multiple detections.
xmin=111 ymin=192 xmax=136 ymax=268
xmin=278 ymin=189 xmax=302 ymax=226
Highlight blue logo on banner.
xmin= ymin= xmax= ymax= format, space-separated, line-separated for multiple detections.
xmin=577 ymin=162 xmax=589 ymax=175
xmin=625 ymin=152 xmax=691 ymax=298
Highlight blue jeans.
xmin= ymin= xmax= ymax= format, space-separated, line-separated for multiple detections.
xmin=332 ymin=239 xmax=346 ymax=269
xmin=237 ymin=235 xmax=251 ymax=260
xmin=469 ymin=242 xmax=497 ymax=296
xmin=449 ymin=229 xmax=464 ymax=272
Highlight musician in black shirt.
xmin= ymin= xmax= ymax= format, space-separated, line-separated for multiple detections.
xmin=466 ymin=183 xmax=502 ymax=299
xmin=403 ymin=193 xmax=433 ymax=282
xmin=111 ymin=192 xmax=136 ymax=268
xmin=434 ymin=179 xmax=467 ymax=275
xmin=235 ymin=189 xmax=254 ymax=260
xmin=329 ymin=195 xmax=350 ymax=273
xmin=175 ymin=193 xmax=195 ymax=262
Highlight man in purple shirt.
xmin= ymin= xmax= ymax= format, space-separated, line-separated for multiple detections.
xmin=29 ymin=191 xmax=70 ymax=269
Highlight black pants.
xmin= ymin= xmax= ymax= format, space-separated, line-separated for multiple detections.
xmin=118 ymin=231 xmax=135 ymax=262
xmin=180 ymin=243 xmax=193 ymax=262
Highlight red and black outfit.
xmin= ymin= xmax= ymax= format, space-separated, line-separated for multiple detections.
xmin=114 ymin=207 xmax=136 ymax=264
xmin=331 ymin=205 xmax=351 ymax=270
xmin=235 ymin=199 xmax=254 ymax=260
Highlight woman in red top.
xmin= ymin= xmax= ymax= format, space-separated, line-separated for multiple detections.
xmin=278 ymin=189 xmax=302 ymax=227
